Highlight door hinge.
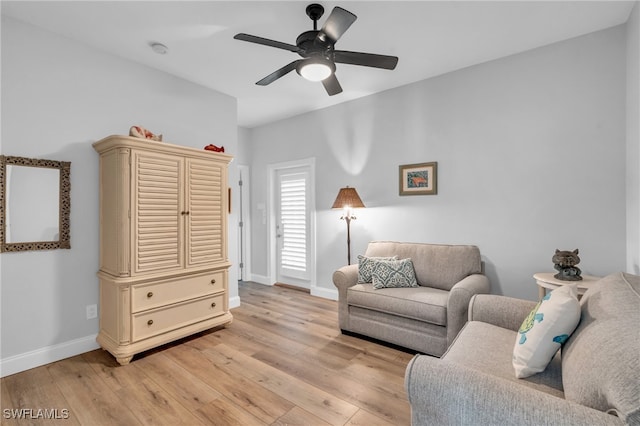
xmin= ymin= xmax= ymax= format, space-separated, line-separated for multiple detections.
xmin=238 ymin=179 xmax=243 ymax=186
xmin=239 ymin=221 xmax=244 ymax=227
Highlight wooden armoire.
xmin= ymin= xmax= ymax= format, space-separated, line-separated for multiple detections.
xmin=93 ymin=135 xmax=232 ymax=365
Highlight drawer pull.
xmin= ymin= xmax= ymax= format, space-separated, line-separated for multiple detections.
xmin=211 ymin=302 xmax=217 ymax=308
xmin=147 ymin=319 xmax=154 ymax=326
xmin=147 ymin=292 xmax=153 ymax=298
xmin=210 ymin=279 xmax=216 ymax=284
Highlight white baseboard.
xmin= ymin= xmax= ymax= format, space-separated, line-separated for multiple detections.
xmin=249 ymin=274 xmax=272 ymax=285
xmin=229 ymin=295 xmax=241 ymax=309
xmin=0 ymin=334 xmax=100 ymax=378
xmin=311 ymin=285 xmax=338 ymax=301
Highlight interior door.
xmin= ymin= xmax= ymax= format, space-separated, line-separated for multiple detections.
xmin=275 ymin=167 xmax=311 ymax=288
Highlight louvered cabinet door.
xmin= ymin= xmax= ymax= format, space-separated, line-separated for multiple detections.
xmin=185 ymin=158 xmax=227 ymax=268
xmin=131 ymin=151 xmax=184 ymax=275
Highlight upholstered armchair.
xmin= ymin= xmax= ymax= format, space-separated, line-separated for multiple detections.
xmin=332 ymin=241 xmax=490 ymax=356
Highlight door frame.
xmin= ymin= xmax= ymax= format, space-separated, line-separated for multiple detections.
xmin=237 ymin=164 xmax=251 ymax=281
xmin=267 ymin=158 xmax=316 ymax=289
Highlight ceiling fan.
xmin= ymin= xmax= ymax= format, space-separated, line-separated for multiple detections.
xmin=234 ymin=3 xmax=399 ymax=96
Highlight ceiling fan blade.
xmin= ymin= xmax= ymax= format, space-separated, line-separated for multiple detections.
xmin=256 ymin=60 xmax=302 ymax=86
xmin=322 ymin=74 xmax=343 ymax=96
xmin=334 ymin=50 xmax=398 ymax=70
xmin=317 ymin=7 xmax=357 ymax=44
xmin=234 ymin=33 xmax=301 ymax=53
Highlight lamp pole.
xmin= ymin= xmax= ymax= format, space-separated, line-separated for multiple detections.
xmin=344 ymin=213 xmax=353 ymax=265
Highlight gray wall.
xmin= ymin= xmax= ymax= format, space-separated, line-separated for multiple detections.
xmin=245 ymin=25 xmax=628 ymax=301
xmin=1 ymin=17 xmax=238 ymax=374
xmin=627 ymin=3 xmax=640 ymax=275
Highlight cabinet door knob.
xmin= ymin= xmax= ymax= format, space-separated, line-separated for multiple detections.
xmin=211 ymin=302 xmax=217 ymax=308
xmin=210 ymin=279 xmax=216 ymax=284
xmin=147 ymin=292 xmax=153 ymax=298
xmin=147 ymin=319 xmax=154 ymax=326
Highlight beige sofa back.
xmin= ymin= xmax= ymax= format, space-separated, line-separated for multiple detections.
xmin=364 ymin=241 xmax=482 ymax=291
xmin=561 ymin=272 xmax=640 ymax=424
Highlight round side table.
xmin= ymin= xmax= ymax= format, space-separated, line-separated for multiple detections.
xmin=534 ymin=272 xmax=601 ymax=300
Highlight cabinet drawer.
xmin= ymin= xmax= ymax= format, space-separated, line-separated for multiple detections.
xmin=132 ymin=293 xmax=225 ymax=341
xmin=132 ymin=271 xmax=224 ymax=313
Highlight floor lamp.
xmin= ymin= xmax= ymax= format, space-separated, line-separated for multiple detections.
xmin=331 ymin=186 xmax=365 ymax=265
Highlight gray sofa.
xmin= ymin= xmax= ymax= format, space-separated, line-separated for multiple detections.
xmin=405 ymin=272 xmax=640 ymax=425
xmin=332 ymin=241 xmax=490 ymax=356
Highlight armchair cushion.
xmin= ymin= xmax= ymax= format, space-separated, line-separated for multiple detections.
xmin=348 ymin=284 xmax=448 ymax=325
xmin=445 ymin=321 xmax=564 ymax=397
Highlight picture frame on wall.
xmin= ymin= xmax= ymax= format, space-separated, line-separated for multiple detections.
xmin=399 ymin=162 xmax=438 ymax=195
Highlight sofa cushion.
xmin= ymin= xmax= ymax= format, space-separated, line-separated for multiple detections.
xmin=371 ymin=258 xmax=419 ymax=289
xmin=357 ymin=255 xmax=398 ymax=283
xmin=512 ymin=283 xmax=581 ymax=379
xmin=347 ymin=283 xmax=449 ymax=325
xmin=444 ymin=321 xmax=564 ymax=398
xmin=364 ymin=241 xmax=481 ymax=291
xmin=561 ymin=272 xmax=640 ymax=423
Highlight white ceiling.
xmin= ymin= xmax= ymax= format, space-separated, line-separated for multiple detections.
xmin=2 ymin=1 xmax=635 ymax=128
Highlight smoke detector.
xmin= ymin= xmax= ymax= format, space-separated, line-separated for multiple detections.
xmin=150 ymin=42 xmax=168 ymax=55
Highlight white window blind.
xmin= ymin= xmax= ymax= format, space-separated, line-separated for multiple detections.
xmin=280 ymin=176 xmax=307 ymax=273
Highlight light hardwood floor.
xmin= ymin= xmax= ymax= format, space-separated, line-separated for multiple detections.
xmin=1 ymin=282 xmax=416 ymax=425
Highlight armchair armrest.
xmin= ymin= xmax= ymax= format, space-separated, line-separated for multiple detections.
xmin=332 ymin=264 xmax=359 ymax=292
xmin=446 ymin=274 xmax=490 ymax=346
xmin=468 ymin=294 xmax=537 ymax=332
xmin=332 ymin=264 xmax=359 ymax=330
xmin=405 ymin=355 xmax=623 ymax=426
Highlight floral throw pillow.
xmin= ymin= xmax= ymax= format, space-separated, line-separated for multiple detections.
xmin=357 ymin=255 xmax=398 ymax=283
xmin=371 ymin=258 xmax=419 ymax=289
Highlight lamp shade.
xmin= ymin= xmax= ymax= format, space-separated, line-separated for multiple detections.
xmin=332 ymin=186 xmax=365 ymax=209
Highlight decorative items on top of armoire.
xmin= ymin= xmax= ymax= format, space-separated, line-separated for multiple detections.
xmin=93 ymin=135 xmax=233 ymax=365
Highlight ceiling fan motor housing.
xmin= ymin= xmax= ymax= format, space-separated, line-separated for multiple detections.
xmin=296 ymin=30 xmax=333 ymax=59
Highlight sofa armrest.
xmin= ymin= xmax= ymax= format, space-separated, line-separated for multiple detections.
xmin=332 ymin=264 xmax=359 ymax=292
xmin=446 ymin=274 xmax=490 ymax=346
xmin=332 ymin=264 xmax=359 ymax=330
xmin=468 ymin=294 xmax=537 ymax=332
xmin=405 ymin=355 xmax=624 ymax=426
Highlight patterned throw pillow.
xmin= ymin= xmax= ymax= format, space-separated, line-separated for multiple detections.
xmin=371 ymin=258 xmax=419 ymax=289
xmin=357 ymin=255 xmax=398 ymax=283
xmin=512 ymin=283 xmax=581 ymax=378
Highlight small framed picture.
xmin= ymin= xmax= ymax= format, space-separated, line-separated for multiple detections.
xmin=399 ymin=162 xmax=437 ymax=195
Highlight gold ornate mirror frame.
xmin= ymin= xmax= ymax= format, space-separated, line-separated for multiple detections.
xmin=0 ymin=155 xmax=71 ymax=252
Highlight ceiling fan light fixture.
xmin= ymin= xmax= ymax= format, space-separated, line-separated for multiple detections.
xmin=297 ymin=57 xmax=335 ymax=82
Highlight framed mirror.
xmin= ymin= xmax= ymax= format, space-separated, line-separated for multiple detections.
xmin=0 ymin=155 xmax=71 ymax=252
